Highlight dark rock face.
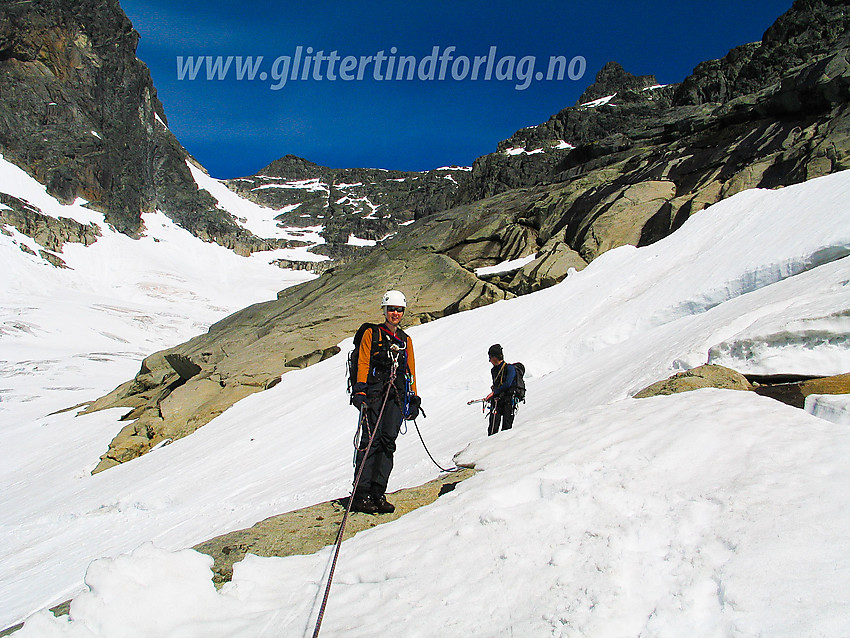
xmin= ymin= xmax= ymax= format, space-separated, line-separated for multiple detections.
xmin=0 ymin=0 xmax=262 ymax=250
xmin=576 ymin=61 xmax=660 ymax=105
xmin=674 ymin=0 xmax=850 ymax=106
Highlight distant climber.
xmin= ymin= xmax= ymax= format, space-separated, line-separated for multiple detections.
xmin=348 ymin=290 xmax=419 ymax=514
xmin=483 ymin=344 xmax=521 ymax=436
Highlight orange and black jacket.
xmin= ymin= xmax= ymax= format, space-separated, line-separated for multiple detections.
xmin=354 ymin=324 xmax=416 ymax=402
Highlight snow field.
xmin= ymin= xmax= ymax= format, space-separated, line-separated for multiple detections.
xmin=2 ymin=168 xmax=850 ymax=635
xmin=186 ymin=160 xmax=328 ymax=251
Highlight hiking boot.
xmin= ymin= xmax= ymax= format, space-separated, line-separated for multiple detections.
xmin=349 ymin=494 xmax=378 ymax=514
xmin=373 ymin=494 xmax=395 ymax=514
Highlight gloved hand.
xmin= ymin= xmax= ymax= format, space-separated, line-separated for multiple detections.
xmin=404 ymin=394 xmax=422 ymax=420
xmin=352 ymin=392 xmax=367 ymax=410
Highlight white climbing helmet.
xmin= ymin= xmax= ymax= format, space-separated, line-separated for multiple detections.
xmin=380 ymin=290 xmax=407 ymax=308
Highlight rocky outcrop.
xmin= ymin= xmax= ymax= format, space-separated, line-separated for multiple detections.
xmin=88 ymin=0 xmax=850 ymax=469
xmin=0 ymin=0 xmax=265 ymax=251
xmin=635 ymin=368 xmax=850 ymax=414
xmin=634 ymin=365 xmax=755 ymax=398
xmin=0 ymin=192 xmax=100 ymax=257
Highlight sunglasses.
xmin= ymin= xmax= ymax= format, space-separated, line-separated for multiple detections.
xmin=386 ymin=306 xmax=405 ymax=313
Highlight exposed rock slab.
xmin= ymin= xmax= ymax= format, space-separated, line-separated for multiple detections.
xmin=193 ymin=468 xmax=476 ymax=586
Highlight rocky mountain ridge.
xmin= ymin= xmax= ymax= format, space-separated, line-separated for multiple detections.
xmin=224 ymin=155 xmax=470 ymax=264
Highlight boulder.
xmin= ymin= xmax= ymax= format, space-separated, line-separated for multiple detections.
xmin=634 ymin=365 xmax=754 ymax=398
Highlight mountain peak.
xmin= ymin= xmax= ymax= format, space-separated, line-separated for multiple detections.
xmin=575 ymin=61 xmax=659 ymax=105
xmin=257 ymin=154 xmax=323 ymax=179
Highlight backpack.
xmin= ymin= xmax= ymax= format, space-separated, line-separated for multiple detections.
xmin=512 ymin=362 xmax=526 ymax=403
xmin=347 ymin=323 xmax=376 ymax=401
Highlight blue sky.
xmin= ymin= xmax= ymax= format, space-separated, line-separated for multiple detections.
xmin=120 ymin=0 xmax=794 ymax=178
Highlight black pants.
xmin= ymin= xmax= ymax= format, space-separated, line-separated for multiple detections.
xmin=354 ymin=397 xmax=402 ymax=498
xmin=488 ymin=397 xmax=515 ymax=436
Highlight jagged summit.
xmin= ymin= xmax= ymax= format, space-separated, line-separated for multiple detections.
xmin=575 ymin=61 xmax=659 ymax=105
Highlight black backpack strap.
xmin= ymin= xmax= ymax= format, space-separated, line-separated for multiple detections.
xmin=495 ymin=361 xmax=507 ymax=385
xmin=370 ymin=324 xmax=383 ymax=358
